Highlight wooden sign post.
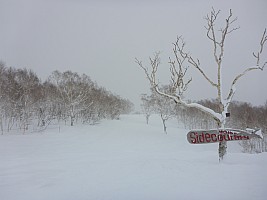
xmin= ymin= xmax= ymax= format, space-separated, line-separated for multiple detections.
xmin=187 ymin=129 xmax=261 ymax=144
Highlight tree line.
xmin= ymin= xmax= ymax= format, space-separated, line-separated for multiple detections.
xmin=141 ymin=90 xmax=267 ymax=131
xmin=0 ymin=62 xmax=133 ymax=134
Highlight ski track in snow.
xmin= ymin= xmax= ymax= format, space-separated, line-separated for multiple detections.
xmin=0 ymin=114 xmax=266 ymax=200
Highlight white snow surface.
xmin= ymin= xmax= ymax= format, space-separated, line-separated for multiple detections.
xmin=0 ymin=114 xmax=266 ymax=200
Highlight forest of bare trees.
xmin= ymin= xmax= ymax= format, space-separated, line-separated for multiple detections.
xmin=141 ymin=92 xmax=267 ymax=131
xmin=0 ymin=62 xmax=133 ymax=134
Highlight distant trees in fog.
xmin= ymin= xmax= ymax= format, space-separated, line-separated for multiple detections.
xmin=0 ymin=62 xmax=133 ymax=134
xmin=142 ymin=92 xmax=267 ymax=132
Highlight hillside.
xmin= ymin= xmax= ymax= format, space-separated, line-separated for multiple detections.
xmin=0 ymin=114 xmax=266 ymax=200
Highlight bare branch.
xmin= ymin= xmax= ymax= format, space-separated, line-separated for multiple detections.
xmin=135 ymin=52 xmax=161 ymax=87
xmin=187 ymin=55 xmax=218 ymax=88
xmin=205 ymin=8 xmax=239 ymax=66
xmin=220 ymin=9 xmax=239 ymax=47
xmin=260 ymin=28 xmax=267 ymax=53
xmin=205 ymin=8 xmax=221 ymax=46
xmin=173 ymin=36 xmax=217 ymax=88
xmin=253 ymin=28 xmax=267 ymax=66
xmin=169 ymin=57 xmax=192 ymax=96
xmin=227 ymin=66 xmax=262 ymax=101
xmin=227 ymin=29 xmax=267 ymax=101
xmin=167 ymin=37 xmax=194 ymax=96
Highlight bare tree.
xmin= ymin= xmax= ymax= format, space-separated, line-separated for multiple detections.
xmin=48 ymin=71 xmax=94 ymax=126
xmin=152 ymin=86 xmax=176 ymax=134
xmin=136 ymin=8 xmax=266 ymax=161
xmin=140 ymin=93 xmax=154 ymax=124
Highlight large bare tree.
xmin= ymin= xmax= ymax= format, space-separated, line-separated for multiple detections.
xmin=136 ymin=8 xmax=266 ymax=161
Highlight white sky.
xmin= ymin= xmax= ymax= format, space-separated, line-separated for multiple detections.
xmin=1 ymin=0 xmax=267 ymax=110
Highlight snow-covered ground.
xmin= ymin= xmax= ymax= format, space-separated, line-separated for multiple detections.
xmin=0 ymin=114 xmax=266 ymax=200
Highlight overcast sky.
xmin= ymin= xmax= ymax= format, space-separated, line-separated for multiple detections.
xmin=1 ymin=0 xmax=267 ymax=110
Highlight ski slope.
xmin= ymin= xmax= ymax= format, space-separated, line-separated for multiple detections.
xmin=0 ymin=114 xmax=266 ymax=200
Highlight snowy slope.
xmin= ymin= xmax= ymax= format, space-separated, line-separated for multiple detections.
xmin=0 ymin=114 xmax=266 ymax=200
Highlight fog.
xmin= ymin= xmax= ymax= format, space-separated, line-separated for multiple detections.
xmin=1 ymin=0 xmax=267 ymax=110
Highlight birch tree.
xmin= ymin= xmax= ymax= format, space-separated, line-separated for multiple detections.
xmin=136 ymin=8 xmax=266 ymax=161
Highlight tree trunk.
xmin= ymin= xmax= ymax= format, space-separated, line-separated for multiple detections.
xmin=218 ymin=120 xmax=227 ymax=161
xmin=70 ymin=116 xmax=74 ymax=126
xmin=70 ymin=105 xmax=75 ymax=126
xmin=146 ymin=114 xmax=149 ymax=124
xmin=0 ymin=116 xmax=3 ymax=135
xmin=218 ymin=141 xmax=227 ymax=161
xmin=160 ymin=114 xmax=167 ymax=134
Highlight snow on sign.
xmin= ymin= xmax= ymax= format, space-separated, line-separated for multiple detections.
xmin=187 ymin=129 xmax=261 ymax=144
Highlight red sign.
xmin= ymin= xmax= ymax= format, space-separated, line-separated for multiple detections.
xmin=187 ymin=129 xmax=260 ymax=144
